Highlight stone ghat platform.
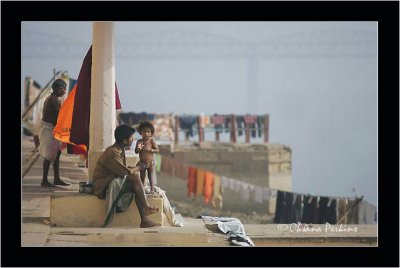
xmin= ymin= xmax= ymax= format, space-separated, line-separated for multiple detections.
xmin=22 ymin=136 xmax=377 ymax=247
xmin=50 ymin=191 xmax=165 ymax=228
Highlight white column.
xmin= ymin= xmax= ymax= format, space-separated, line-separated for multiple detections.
xmin=88 ymin=22 xmax=116 ymax=182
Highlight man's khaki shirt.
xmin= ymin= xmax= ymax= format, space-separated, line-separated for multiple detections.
xmin=93 ymin=143 xmax=132 ymax=198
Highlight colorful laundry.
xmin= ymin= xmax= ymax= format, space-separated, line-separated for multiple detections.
xmin=196 ymin=169 xmax=206 ymax=196
xmin=203 ymin=171 xmax=214 ymax=204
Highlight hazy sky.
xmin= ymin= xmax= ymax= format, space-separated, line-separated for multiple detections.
xmin=21 ymin=21 xmax=378 ymax=206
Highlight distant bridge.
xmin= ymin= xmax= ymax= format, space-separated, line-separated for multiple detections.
xmin=22 ymin=29 xmax=376 ymax=59
xmin=22 ymin=29 xmax=377 ymax=112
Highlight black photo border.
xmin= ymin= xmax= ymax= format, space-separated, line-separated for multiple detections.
xmin=2 ymin=1 xmax=398 ymax=267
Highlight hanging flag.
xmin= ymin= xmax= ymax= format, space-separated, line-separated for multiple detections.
xmin=53 ymin=46 xmax=122 ymax=151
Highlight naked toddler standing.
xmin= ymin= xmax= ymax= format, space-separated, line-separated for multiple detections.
xmin=134 ymin=121 xmax=159 ymax=194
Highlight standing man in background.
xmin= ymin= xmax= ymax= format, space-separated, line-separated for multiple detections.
xmin=38 ymin=79 xmax=70 ymax=187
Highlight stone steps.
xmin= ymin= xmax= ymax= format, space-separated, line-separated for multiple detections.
xmin=50 ymin=191 xmax=164 ymax=228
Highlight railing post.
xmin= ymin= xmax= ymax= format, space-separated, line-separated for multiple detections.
xmin=213 ymin=115 xmax=221 ymax=142
xmin=230 ymin=114 xmax=237 ymax=143
xmin=174 ymin=115 xmax=179 ymax=146
xmin=198 ymin=115 xmax=204 ymax=143
xmin=245 ymin=120 xmax=250 ymax=143
xmin=264 ymin=114 xmax=269 ymax=143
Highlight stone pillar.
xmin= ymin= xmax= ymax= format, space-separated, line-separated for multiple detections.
xmin=88 ymin=22 xmax=116 ymax=182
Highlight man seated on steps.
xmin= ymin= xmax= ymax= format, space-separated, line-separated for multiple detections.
xmin=92 ymin=124 xmax=160 ymax=228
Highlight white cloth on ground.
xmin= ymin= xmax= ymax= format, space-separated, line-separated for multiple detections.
xmin=152 ymin=185 xmax=184 ymax=227
xmin=200 ymin=216 xmax=255 ymax=246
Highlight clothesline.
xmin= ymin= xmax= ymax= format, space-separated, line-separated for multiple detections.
xmin=158 ymin=154 xmax=368 ymax=204
xmin=118 ymin=111 xmax=269 ymax=144
xmin=119 ymin=112 xmax=266 ymax=125
xmin=157 ymin=154 xmax=377 ymax=224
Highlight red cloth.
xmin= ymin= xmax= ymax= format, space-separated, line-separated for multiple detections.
xmin=187 ymin=167 xmax=197 ymax=197
xmin=203 ymin=171 xmax=214 ymax=204
xmin=69 ymin=46 xmax=122 ymax=150
xmin=69 ymin=47 xmax=92 ymax=147
xmin=244 ymin=115 xmax=257 ymax=124
xmin=115 ymin=83 xmax=121 ymax=110
xmin=67 ymin=143 xmax=87 ymax=155
xmin=212 ymin=115 xmax=225 ymax=125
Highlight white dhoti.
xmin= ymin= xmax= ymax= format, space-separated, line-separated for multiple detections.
xmin=38 ymin=121 xmax=62 ymax=162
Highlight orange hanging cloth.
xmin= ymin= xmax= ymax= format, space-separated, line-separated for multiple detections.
xmin=196 ymin=169 xmax=205 ymax=197
xmin=53 ymin=86 xmax=87 ymax=151
xmin=203 ymin=171 xmax=214 ymax=204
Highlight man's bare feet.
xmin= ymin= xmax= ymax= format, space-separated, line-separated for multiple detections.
xmin=145 ymin=206 xmax=159 ymax=216
xmin=140 ymin=220 xmax=161 ymax=228
xmin=53 ymin=178 xmax=70 ymax=186
xmin=41 ymin=181 xmax=55 ymax=187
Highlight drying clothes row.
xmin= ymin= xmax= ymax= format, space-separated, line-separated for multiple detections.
xmin=178 ymin=114 xmax=267 ymax=138
xmin=118 ymin=112 xmax=268 ymax=140
xmin=337 ymin=197 xmax=377 ymax=224
xmin=159 ymin=155 xmax=279 ymax=208
xmin=187 ymin=167 xmax=223 ymax=206
xmin=159 ymin=155 xmax=378 ymax=224
xmin=178 ymin=116 xmax=198 ymax=137
xmin=220 ymin=176 xmax=277 ymax=203
xmin=274 ymin=190 xmax=377 ymax=224
xmin=118 ymin=112 xmax=155 ymax=126
xmin=119 ymin=113 xmax=175 ymax=141
xmin=235 ymin=115 xmax=265 ymax=138
xmin=160 ymin=154 xmax=271 ymax=207
xmin=160 ymin=156 xmax=223 ymax=209
xmin=160 ymin=156 xmax=189 ymax=181
xmin=153 ymin=114 xmax=175 ymax=142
